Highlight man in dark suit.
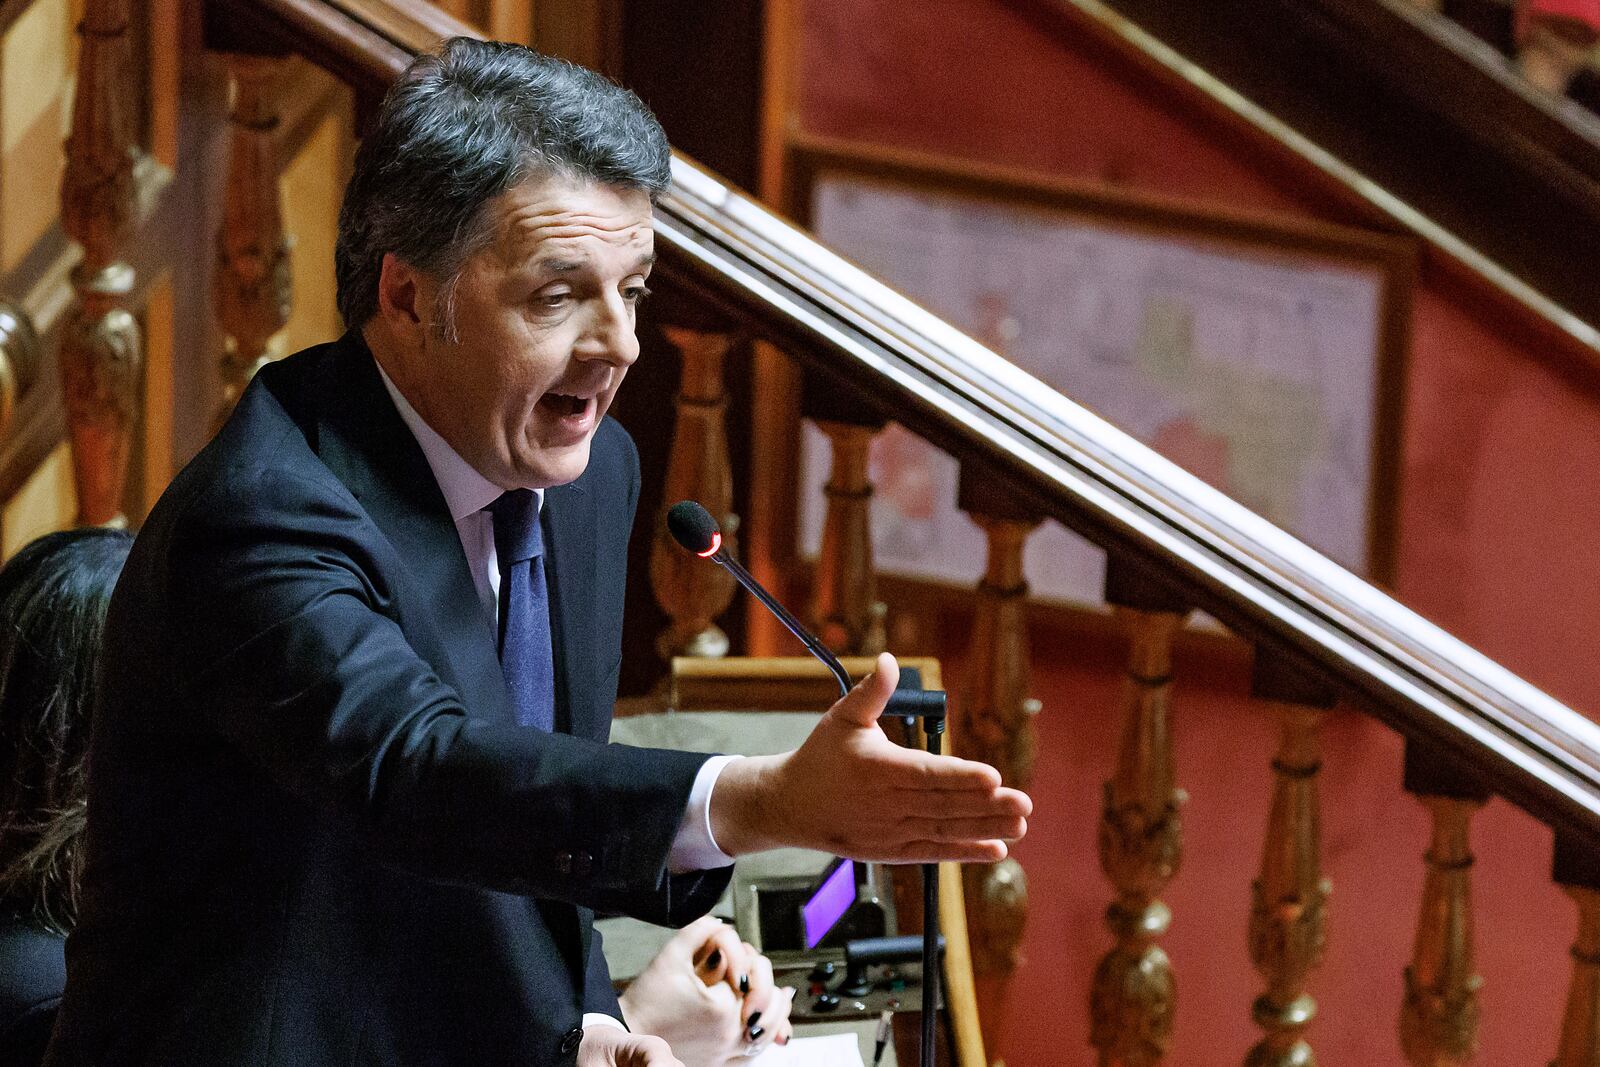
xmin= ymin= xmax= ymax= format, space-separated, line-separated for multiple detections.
xmin=48 ymin=38 xmax=1030 ymax=1067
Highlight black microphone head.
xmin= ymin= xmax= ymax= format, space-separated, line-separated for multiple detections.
xmin=666 ymin=500 xmax=722 ymax=556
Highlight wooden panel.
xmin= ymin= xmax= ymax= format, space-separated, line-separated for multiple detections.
xmin=639 ymin=655 xmax=943 ymax=716
xmin=277 ymin=92 xmax=353 ymax=356
xmin=2 ymin=439 xmax=73 ymax=557
xmin=486 ymin=0 xmax=531 ymax=43
xmin=148 ymin=0 xmax=180 ymax=167
xmin=0 ymin=0 xmax=70 ymax=272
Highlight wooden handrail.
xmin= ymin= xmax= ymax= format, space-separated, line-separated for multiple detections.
xmin=207 ymin=0 xmax=1600 ymax=857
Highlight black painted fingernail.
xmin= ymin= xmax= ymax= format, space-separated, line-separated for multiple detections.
xmin=707 ymin=950 xmax=721 ymax=970
xmin=739 ymin=974 xmax=750 ymax=994
xmin=747 ymin=1025 xmax=765 ymax=1042
xmin=747 ymin=1011 xmax=762 ymax=1028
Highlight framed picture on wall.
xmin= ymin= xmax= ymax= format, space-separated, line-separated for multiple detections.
xmin=787 ymin=137 xmax=1415 ymax=606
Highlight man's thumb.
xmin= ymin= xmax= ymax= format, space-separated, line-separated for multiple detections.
xmin=826 ymin=652 xmax=899 ymax=728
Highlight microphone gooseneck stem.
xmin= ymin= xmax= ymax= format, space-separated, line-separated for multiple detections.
xmin=922 ymin=732 xmax=941 ymax=1067
xmin=711 ymin=550 xmax=852 ymax=698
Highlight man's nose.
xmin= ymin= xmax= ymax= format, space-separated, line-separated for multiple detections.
xmin=579 ymin=295 xmax=640 ymax=366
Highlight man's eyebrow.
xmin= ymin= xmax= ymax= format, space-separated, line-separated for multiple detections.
xmin=527 ymin=258 xmax=583 ymax=275
xmin=522 ymin=252 xmax=655 ymax=275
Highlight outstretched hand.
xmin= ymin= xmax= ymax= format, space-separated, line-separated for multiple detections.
xmin=710 ymin=653 xmax=1031 ymax=863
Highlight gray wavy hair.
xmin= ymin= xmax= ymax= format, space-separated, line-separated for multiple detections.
xmin=334 ymin=37 xmax=671 ymax=337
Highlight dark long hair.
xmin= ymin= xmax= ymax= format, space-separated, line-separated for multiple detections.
xmin=0 ymin=528 xmax=131 ymax=934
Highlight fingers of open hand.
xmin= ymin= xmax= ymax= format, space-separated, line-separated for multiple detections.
xmin=900 ymin=811 xmax=1028 ymax=843
xmin=879 ymin=838 xmax=1012 ymax=864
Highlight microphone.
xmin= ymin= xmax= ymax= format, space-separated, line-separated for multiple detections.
xmin=666 ymin=500 xmax=854 ymax=699
xmin=665 ymin=499 xmax=947 ymax=1067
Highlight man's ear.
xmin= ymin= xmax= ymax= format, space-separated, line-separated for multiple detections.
xmin=374 ymin=252 xmax=429 ymax=348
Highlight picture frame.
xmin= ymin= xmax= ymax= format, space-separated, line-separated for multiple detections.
xmin=782 ymin=135 xmax=1416 ymax=607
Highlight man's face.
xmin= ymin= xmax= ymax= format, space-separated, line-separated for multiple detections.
xmin=386 ymin=176 xmax=654 ymax=490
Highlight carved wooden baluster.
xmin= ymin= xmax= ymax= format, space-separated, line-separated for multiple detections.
xmin=955 ymin=463 xmax=1043 ymax=1051
xmin=801 ymin=374 xmax=887 ymax=656
xmin=648 ymin=326 xmax=737 ymax=659
xmin=809 ymin=419 xmax=887 ymax=655
xmin=1091 ymin=560 xmax=1188 ymax=1067
xmin=215 ymin=54 xmax=292 ymax=424
xmin=1400 ymin=744 xmax=1487 ymax=1067
xmin=1246 ymin=655 xmax=1336 ymax=1067
xmin=59 ymin=0 xmax=142 ymax=527
xmin=1552 ymin=834 xmax=1600 ymax=1067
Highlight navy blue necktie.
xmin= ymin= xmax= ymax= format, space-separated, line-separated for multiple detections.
xmin=487 ymin=489 xmax=555 ymax=731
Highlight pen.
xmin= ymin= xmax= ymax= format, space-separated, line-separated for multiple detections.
xmin=871 ymin=1009 xmax=892 ymax=1067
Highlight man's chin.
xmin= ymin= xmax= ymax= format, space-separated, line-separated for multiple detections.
xmin=513 ymin=439 xmax=593 ymax=490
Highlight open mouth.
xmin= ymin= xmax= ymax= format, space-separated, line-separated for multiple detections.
xmin=537 ymin=392 xmax=591 ymax=418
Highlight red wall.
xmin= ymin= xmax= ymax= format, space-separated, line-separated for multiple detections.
xmin=793 ymin=0 xmax=1590 ymax=1062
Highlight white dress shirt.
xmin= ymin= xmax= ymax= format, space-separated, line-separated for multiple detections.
xmin=374 ymin=363 xmax=737 ymax=1031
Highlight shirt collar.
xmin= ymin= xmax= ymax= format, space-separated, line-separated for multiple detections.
xmin=372 ymin=356 xmax=541 ymax=523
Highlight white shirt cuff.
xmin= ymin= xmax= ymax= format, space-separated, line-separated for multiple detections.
xmin=667 ymin=754 xmax=740 ymax=874
xmin=582 ymin=1013 xmax=626 ymax=1033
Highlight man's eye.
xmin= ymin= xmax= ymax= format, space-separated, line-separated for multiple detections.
xmin=624 ymin=285 xmax=652 ymax=304
xmin=535 ymin=290 xmax=572 ymax=309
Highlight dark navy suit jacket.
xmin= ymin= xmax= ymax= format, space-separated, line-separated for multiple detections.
xmin=46 ymin=333 xmax=729 ymax=1065
xmin=0 ymin=919 xmax=64 ymax=1066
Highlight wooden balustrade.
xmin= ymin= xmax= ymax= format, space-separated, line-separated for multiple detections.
xmin=59 ymin=0 xmax=144 ymax=528
xmin=1400 ymin=745 xmax=1487 ymax=1067
xmin=801 ymin=377 xmax=887 ymax=657
xmin=648 ymin=325 xmax=738 ymax=659
xmin=1553 ymin=836 xmax=1600 ymax=1067
xmin=215 ymin=54 xmax=293 ymax=424
xmin=1245 ymin=657 xmax=1335 ymax=1067
xmin=1091 ymin=561 xmax=1188 ymax=1067
xmin=955 ymin=465 xmax=1043 ymax=1056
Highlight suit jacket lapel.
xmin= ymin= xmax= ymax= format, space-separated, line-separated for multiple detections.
xmin=541 ymin=480 xmax=599 ymax=740
xmin=311 ymin=334 xmax=510 ymax=724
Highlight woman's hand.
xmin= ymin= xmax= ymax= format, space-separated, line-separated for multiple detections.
xmin=620 ymin=916 xmax=795 ymax=1065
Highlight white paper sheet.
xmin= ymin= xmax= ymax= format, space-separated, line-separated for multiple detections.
xmin=750 ymin=1032 xmax=867 ymax=1066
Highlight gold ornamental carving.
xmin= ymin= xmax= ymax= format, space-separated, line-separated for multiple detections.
xmin=1090 ymin=905 xmax=1176 ymax=1067
xmin=61 ymin=0 xmax=138 ymax=270
xmin=60 ymin=0 xmax=142 ymax=528
xmin=1091 ymin=608 xmax=1185 ymax=1067
xmin=964 ymin=855 xmax=1028 ymax=978
xmin=1245 ymin=704 xmax=1329 ymax=1067
xmin=1400 ymin=796 xmax=1483 ymax=1067
xmin=215 ymin=55 xmax=292 ymax=422
xmin=808 ymin=419 xmax=886 ymax=656
xmin=59 ymin=267 xmax=141 ymax=526
xmin=649 ymin=327 xmax=737 ymax=660
xmin=955 ymin=513 xmax=1040 ymax=1055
